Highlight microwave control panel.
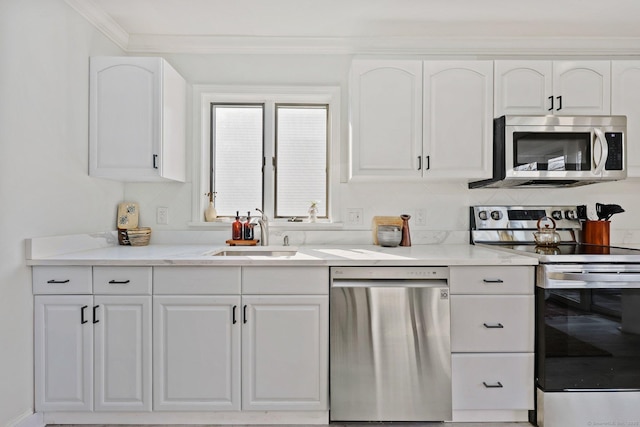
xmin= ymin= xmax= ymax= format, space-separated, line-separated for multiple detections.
xmin=605 ymin=132 xmax=624 ymax=170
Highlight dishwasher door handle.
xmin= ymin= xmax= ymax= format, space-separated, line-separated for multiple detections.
xmin=332 ymin=279 xmax=448 ymax=288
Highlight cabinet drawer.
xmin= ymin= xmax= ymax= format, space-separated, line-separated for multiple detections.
xmin=93 ymin=267 xmax=152 ymax=294
xmin=154 ymin=266 xmax=241 ymax=294
xmin=452 ymin=353 xmax=534 ymax=410
xmin=450 ymin=266 xmax=533 ymax=295
xmin=451 ymin=295 xmax=534 ymax=352
xmin=242 ymin=266 xmax=328 ymax=294
xmin=32 ymin=266 xmax=92 ymax=294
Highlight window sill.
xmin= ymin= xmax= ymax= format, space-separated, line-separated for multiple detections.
xmin=187 ymin=221 xmax=346 ymax=231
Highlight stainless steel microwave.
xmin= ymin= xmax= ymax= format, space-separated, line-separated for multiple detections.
xmin=469 ymin=115 xmax=627 ymax=188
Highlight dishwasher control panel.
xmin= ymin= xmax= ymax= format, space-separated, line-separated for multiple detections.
xmin=330 ymin=266 xmax=449 ymax=281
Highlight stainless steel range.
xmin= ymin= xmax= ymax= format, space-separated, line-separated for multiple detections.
xmin=471 ymin=206 xmax=640 ymax=427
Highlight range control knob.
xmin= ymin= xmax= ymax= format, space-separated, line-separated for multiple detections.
xmin=490 ymin=210 xmax=503 ymax=220
xmin=565 ymin=210 xmax=577 ymax=220
xmin=478 ymin=210 xmax=488 ymax=221
xmin=551 ymin=210 xmax=563 ymax=221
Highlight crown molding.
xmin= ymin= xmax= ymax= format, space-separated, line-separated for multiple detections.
xmin=63 ymin=1 xmax=640 ymax=57
xmin=64 ymin=0 xmax=129 ymax=50
xmin=127 ymin=34 xmax=640 ymax=56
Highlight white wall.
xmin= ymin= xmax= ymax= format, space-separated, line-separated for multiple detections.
xmin=126 ymin=54 xmax=640 ymax=245
xmin=0 ymin=1 xmax=124 ymax=424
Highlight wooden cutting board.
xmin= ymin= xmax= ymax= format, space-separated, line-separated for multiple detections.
xmin=371 ymin=216 xmax=403 ymax=245
xmin=116 ymin=202 xmax=139 ymax=229
xmin=226 ymin=239 xmax=260 ymax=246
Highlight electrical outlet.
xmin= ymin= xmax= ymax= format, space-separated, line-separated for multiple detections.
xmin=157 ymin=207 xmax=169 ymax=225
xmin=415 ymin=208 xmax=427 ymax=226
xmin=346 ymin=208 xmax=363 ymax=226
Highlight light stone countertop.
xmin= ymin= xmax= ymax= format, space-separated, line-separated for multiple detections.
xmin=26 ymin=234 xmax=537 ymax=267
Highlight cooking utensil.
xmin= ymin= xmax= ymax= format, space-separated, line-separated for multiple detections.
xmin=534 ymin=216 xmax=561 ymax=247
xmin=596 ymin=203 xmax=625 ymax=221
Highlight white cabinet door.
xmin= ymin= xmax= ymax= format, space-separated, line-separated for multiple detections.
xmin=94 ymin=296 xmax=152 ymax=411
xmin=612 ymin=60 xmax=640 ymax=177
xmin=153 ymin=295 xmax=241 ymax=411
xmin=494 ymin=60 xmax=552 ymax=116
xmin=242 ymin=295 xmax=328 ymax=411
xmin=34 ymin=295 xmax=93 ymax=411
xmin=495 ymin=60 xmax=610 ymax=116
xmin=423 ymin=61 xmax=493 ymax=179
xmin=89 ymin=56 xmax=186 ymax=182
xmin=554 ymin=61 xmax=611 ymax=115
xmin=350 ymin=60 xmax=423 ymax=178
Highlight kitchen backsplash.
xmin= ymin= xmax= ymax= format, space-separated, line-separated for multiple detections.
xmin=124 ymin=179 xmax=640 ymax=246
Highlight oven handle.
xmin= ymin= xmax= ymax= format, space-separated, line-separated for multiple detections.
xmin=548 ymin=271 xmax=640 ymax=283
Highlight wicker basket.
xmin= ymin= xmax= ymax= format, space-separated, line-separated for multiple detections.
xmin=118 ymin=227 xmax=151 ymax=246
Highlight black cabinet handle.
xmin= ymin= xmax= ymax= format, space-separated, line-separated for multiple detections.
xmin=108 ymin=279 xmax=131 ymax=284
xmin=548 ymin=96 xmax=554 ymax=111
xmin=483 ymin=381 xmax=503 ymax=388
xmin=47 ymin=279 xmax=70 ymax=284
xmin=232 ymin=305 xmax=237 ymax=324
xmin=243 ymin=305 xmax=248 ymax=324
xmin=556 ymin=95 xmax=562 ymax=111
xmin=93 ymin=305 xmax=99 ymax=324
xmin=153 ymin=154 xmax=158 ymax=169
xmin=425 ymin=155 xmax=430 ymax=170
xmin=81 ymin=305 xmax=88 ymax=324
xmin=483 ymin=322 xmax=504 ymax=329
xmin=417 ymin=156 xmax=422 ymax=170
xmin=483 ymin=278 xmax=504 ymax=283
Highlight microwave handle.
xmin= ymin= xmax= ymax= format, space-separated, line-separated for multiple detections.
xmin=593 ymin=128 xmax=608 ymax=176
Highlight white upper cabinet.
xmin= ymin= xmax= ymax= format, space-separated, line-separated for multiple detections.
xmin=350 ymin=59 xmax=493 ymax=180
xmin=612 ymin=61 xmax=640 ymax=177
xmin=350 ymin=60 xmax=423 ymax=178
xmin=423 ymin=61 xmax=493 ymax=180
xmin=495 ymin=60 xmax=611 ymax=116
xmin=89 ymin=57 xmax=186 ymax=182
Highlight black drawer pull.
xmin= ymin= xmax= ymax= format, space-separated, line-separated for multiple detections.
xmin=232 ymin=305 xmax=237 ymax=324
xmin=483 ymin=381 xmax=503 ymax=388
xmin=93 ymin=305 xmax=99 ymax=324
xmin=483 ymin=323 xmax=504 ymax=329
xmin=243 ymin=305 xmax=248 ymax=324
xmin=47 ymin=279 xmax=70 ymax=284
xmin=108 ymin=279 xmax=131 ymax=284
xmin=483 ymin=278 xmax=504 ymax=283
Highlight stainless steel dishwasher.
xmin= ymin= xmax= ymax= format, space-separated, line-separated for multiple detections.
xmin=330 ymin=266 xmax=451 ymax=422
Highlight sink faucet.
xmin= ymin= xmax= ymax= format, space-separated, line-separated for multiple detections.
xmin=255 ymin=208 xmax=269 ymax=246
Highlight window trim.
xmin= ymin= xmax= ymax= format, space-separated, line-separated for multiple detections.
xmin=191 ymin=85 xmax=341 ymax=225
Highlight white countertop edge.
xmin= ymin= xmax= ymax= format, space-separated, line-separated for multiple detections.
xmin=25 ymin=241 xmax=538 ymax=267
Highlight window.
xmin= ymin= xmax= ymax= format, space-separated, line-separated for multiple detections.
xmin=194 ymin=86 xmax=340 ymax=224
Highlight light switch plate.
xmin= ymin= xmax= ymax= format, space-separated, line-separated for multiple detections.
xmin=346 ymin=208 xmax=363 ymax=226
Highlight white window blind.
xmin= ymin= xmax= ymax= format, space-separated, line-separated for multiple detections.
xmin=211 ymin=104 xmax=263 ymax=217
xmin=275 ymin=105 xmax=328 ymax=217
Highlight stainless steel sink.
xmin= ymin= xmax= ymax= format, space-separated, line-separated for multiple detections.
xmin=207 ymin=247 xmax=298 ymax=257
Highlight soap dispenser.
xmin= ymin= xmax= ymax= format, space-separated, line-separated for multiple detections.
xmin=244 ymin=211 xmax=254 ymax=240
xmin=232 ymin=211 xmax=243 ymax=240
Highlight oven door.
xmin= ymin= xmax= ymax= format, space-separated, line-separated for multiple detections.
xmin=536 ymin=264 xmax=640 ymax=391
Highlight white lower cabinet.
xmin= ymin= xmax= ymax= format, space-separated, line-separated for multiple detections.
xmin=449 ymin=266 xmax=535 ymax=422
xmin=153 ymin=295 xmax=241 ymax=411
xmin=452 ymin=353 xmax=534 ymax=410
xmin=152 ymin=266 xmax=329 ymax=414
xmin=34 ymin=294 xmax=152 ymax=412
xmin=242 ymin=295 xmax=328 ymax=411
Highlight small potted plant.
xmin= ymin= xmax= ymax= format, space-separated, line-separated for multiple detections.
xmin=308 ymin=201 xmax=319 ymax=223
